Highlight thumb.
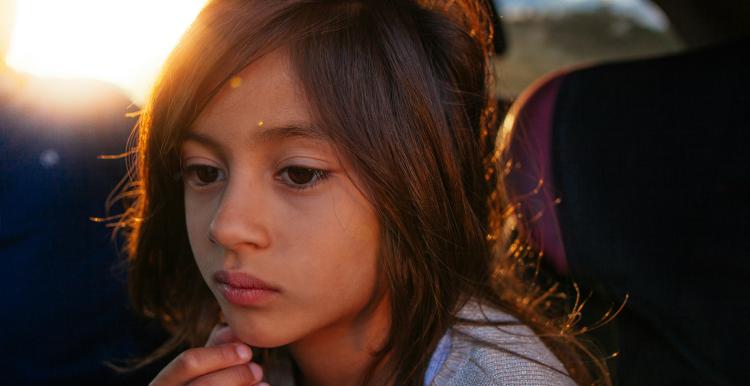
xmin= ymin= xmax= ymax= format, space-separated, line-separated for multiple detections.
xmin=205 ymin=323 xmax=242 ymax=347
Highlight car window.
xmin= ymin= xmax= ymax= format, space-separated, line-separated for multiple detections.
xmin=494 ymin=0 xmax=683 ymax=98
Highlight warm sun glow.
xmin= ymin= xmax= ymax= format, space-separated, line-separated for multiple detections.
xmin=6 ymin=0 xmax=207 ymax=104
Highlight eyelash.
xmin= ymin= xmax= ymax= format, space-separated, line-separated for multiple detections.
xmin=181 ymin=164 xmax=226 ymax=188
xmin=277 ymin=166 xmax=331 ymax=191
xmin=180 ymin=164 xmax=330 ymax=191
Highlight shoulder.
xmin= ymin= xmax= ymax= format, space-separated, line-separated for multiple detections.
xmin=430 ymin=301 xmax=577 ymax=386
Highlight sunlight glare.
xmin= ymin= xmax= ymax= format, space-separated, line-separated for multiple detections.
xmin=6 ymin=0 xmax=207 ymax=103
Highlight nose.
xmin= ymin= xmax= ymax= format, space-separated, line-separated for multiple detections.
xmin=208 ymin=178 xmax=271 ymax=252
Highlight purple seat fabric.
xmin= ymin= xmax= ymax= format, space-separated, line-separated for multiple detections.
xmin=502 ymin=71 xmax=568 ymax=274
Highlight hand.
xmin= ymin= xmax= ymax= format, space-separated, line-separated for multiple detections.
xmin=150 ymin=323 xmax=268 ymax=386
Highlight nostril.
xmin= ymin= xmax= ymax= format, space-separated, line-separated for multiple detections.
xmin=208 ymin=232 xmax=220 ymax=246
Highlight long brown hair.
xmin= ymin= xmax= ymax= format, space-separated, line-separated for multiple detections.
xmin=120 ymin=0 xmax=610 ymax=384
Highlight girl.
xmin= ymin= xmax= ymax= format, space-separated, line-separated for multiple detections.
xmin=122 ymin=0 xmax=608 ymax=385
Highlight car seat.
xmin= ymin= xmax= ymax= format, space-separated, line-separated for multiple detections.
xmin=501 ymin=39 xmax=750 ymax=386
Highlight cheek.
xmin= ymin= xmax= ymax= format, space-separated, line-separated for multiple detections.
xmin=184 ymin=192 xmax=219 ymax=268
xmin=281 ymin=183 xmax=381 ymax=301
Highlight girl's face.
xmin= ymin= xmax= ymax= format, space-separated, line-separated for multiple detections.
xmin=181 ymin=50 xmax=385 ymax=348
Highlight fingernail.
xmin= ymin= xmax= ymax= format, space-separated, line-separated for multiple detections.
xmin=249 ymin=362 xmax=264 ymax=380
xmin=258 ymin=383 xmax=270 ymax=386
xmin=235 ymin=344 xmax=251 ymax=361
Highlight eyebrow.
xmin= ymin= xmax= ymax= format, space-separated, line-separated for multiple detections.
xmin=183 ymin=123 xmax=326 ymax=150
xmin=252 ymin=123 xmax=325 ymax=143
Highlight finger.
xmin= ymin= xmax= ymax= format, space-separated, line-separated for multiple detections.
xmin=186 ymin=361 xmax=264 ymax=386
xmin=205 ymin=323 xmax=241 ymax=347
xmin=150 ymin=343 xmax=253 ymax=386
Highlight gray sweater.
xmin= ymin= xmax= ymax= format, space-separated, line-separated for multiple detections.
xmin=427 ymin=301 xmax=576 ymax=385
xmin=264 ymin=300 xmax=576 ymax=385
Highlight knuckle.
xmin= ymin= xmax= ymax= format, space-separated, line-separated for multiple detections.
xmin=176 ymin=349 xmax=202 ymax=373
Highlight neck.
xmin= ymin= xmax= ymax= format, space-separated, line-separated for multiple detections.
xmin=289 ymin=294 xmax=392 ymax=386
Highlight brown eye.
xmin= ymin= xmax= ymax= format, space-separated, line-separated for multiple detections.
xmin=279 ymin=166 xmax=330 ymax=191
xmin=184 ymin=164 xmax=224 ymax=186
xmin=195 ymin=166 xmax=219 ymax=183
xmin=287 ymin=167 xmax=316 ymax=184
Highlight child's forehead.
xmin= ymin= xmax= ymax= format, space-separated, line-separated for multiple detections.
xmin=192 ymin=50 xmax=313 ymax=137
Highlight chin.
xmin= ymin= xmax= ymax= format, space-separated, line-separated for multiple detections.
xmin=237 ymin=329 xmax=293 ymax=348
xmin=225 ymin=313 xmax=294 ymax=348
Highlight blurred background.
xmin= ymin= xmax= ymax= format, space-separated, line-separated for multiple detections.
xmin=495 ymin=0 xmax=682 ymax=98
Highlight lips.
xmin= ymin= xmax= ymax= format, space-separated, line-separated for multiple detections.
xmin=214 ymin=270 xmax=279 ymax=306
